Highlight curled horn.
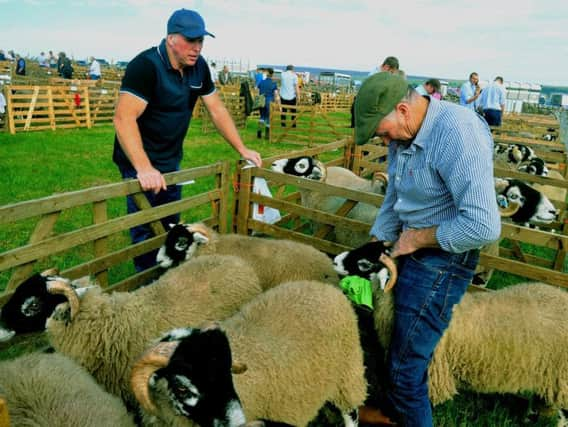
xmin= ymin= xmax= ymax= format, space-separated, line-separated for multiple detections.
xmin=498 ymin=202 xmax=521 ymax=217
xmin=0 ymin=396 xmax=10 ymax=427
xmin=187 ymin=223 xmax=211 ymax=239
xmin=312 ymin=159 xmax=328 ymax=182
xmin=46 ymin=280 xmax=79 ymax=321
xmin=40 ymin=267 xmax=59 ymax=277
xmin=379 ymin=253 xmax=398 ymax=292
xmin=373 ymin=171 xmax=389 ymax=184
xmin=131 ymin=341 xmax=180 ymax=413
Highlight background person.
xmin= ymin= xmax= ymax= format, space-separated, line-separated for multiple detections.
xmin=415 ymin=78 xmax=441 ymax=99
xmin=112 ymin=8 xmax=261 ymax=272
xmin=15 ymin=55 xmax=26 ymax=75
xmin=354 ymin=72 xmax=501 ymax=427
xmin=256 ymin=67 xmax=279 ymax=140
xmin=279 ymin=64 xmax=299 ymax=127
xmin=218 ymin=64 xmax=233 ymax=85
xmin=369 ymin=55 xmax=400 ymax=76
xmin=479 ymin=76 xmax=506 ymax=126
xmin=88 ymin=56 xmax=101 ymax=80
xmin=38 ymin=52 xmax=49 ymax=68
xmin=58 ymin=52 xmax=73 ymax=79
xmin=48 ymin=50 xmax=57 ymax=68
xmin=460 ymin=72 xmax=481 ymax=110
xmin=254 ymin=66 xmax=265 ymax=88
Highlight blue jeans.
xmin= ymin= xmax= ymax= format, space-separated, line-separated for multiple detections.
xmin=120 ymin=167 xmax=181 ymax=272
xmin=483 ymin=109 xmax=502 ymax=126
xmin=384 ymin=248 xmax=479 ymax=427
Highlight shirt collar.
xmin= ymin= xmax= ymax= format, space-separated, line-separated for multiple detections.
xmin=406 ymin=96 xmax=440 ymax=150
xmin=158 ymin=39 xmax=174 ymax=71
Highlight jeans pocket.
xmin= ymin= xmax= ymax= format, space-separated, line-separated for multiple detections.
xmin=439 ymin=271 xmax=472 ymax=323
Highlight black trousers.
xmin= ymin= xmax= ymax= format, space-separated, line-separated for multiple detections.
xmin=280 ymin=97 xmax=297 ymax=127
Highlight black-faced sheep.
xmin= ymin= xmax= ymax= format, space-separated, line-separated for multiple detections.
xmin=0 ymin=352 xmax=135 ymax=426
xmin=494 ymin=143 xmax=536 ymax=168
xmin=517 ymin=157 xmax=550 ymax=177
xmin=0 ymin=268 xmax=91 ymax=342
xmin=270 ymin=156 xmax=387 ymax=247
xmin=494 ymin=177 xmax=558 ymax=226
xmin=45 ymin=254 xmax=263 ymax=405
xmin=131 ymin=279 xmax=382 ymax=427
xmin=333 ymin=241 xmax=568 ymax=417
xmin=156 ymin=223 xmax=339 ymax=290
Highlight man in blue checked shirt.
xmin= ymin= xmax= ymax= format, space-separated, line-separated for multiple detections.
xmin=459 ymin=71 xmax=482 ymax=111
xmin=354 ymin=72 xmax=501 ymax=427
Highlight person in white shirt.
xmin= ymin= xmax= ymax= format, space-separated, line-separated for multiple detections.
xmin=279 ymin=64 xmax=300 ymax=127
xmin=38 ymin=52 xmax=49 ymax=68
xmin=0 ymin=91 xmax=6 ymax=114
xmin=479 ymin=76 xmax=507 ymax=126
xmin=89 ymin=57 xmax=101 ymax=80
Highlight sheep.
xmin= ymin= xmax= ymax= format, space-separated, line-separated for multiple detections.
xmin=494 ymin=177 xmax=558 ymax=226
xmin=0 ymin=352 xmax=135 ymax=426
xmin=0 ymin=268 xmax=92 ymax=342
xmin=494 ymin=143 xmax=536 ymax=168
xmin=529 ymin=169 xmax=567 ymax=208
xmin=333 ymin=241 xmax=568 ymax=417
xmin=271 ymin=156 xmax=387 ymax=247
xmin=156 ymin=223 xmax=339 ymax=290
xmin=130 ymin=279 xmax=389 ymax=427
xmin=45 ymin=254 xmax=263 ymax=405
xmin=517 ymin=156 xmax=550 ymax=176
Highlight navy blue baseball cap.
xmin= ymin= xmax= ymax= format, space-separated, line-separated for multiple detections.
xmin=167 ymin=9 xmax=215 ymax=39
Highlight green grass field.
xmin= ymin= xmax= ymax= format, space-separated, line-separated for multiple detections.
xmin=0 ymin=119 xmax=560 ymax=426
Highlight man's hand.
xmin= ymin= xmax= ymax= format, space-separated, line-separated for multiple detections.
xmin=389 ymin=227 xmax=439 ymax=258
xmin=136 ymin=167 xmax=167 ymax=194
xmin=241 ymin=149 xmax=262 ymax=167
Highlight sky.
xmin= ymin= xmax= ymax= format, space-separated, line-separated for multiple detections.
xmin=2 ymin=0 xmax=567 ymax=86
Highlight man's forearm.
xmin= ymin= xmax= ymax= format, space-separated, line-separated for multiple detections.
xmin=114 ymin=117 xmax=153 ymax=171
xmin=209 ymin=105 xmax=247 ymax=155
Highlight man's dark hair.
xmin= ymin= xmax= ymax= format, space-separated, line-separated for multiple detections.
xmin=286 ymin=64 xmax=294 ymax=71
xmin=267 ymin=67 xmax=274 ymax=76
xmin=494 ymin=76 xmax=504 ymax=83
xmin=382 ymin=56 xmax=399 ymax=70
xmin=469 ymin=72 xmax=478 ymax=79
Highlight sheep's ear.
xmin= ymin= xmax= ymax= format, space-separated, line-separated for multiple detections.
xmin=168 ymin=223 xmax=177 ymax=230
xmin=193 ymin=232 xmax=209 ymax=244
xmin=494 ymin=178 xmax=509 ymax=194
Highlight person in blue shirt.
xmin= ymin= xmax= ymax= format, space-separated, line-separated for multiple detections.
xmin=254 ymin=67 xmax=265 ymax=88
xmin=15 ymin=55 xmax=26 ymax=76
xmin=256 ymin=68 xmax=279 ymax=140
xmin=355 ymin=72 xmax=501 ymax=427
xmin=459 ymin=72 xmax=482 ymax=110
xmin=113 ymin=9 xmax=262 ymax=271
xmin=479 ymin=76 xmax=507 ymax=126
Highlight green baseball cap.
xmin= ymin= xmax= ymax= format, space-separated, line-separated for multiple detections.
xmin=354 ymin=72 xmax=409 ymax=145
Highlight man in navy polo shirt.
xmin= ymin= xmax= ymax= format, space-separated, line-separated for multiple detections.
xmin=113 ymin=9 xmax=262 ymax=272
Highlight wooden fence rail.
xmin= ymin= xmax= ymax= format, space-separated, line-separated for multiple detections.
xmin=0 ymin=162 xmax=231 ymax=304
xmin=4 ymin=84 xmax=119 ymax=133
xmin=269 ymin=103 xmax=352 ymax=146
xmin=201 ymin=92 xmax=246 ymax=133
